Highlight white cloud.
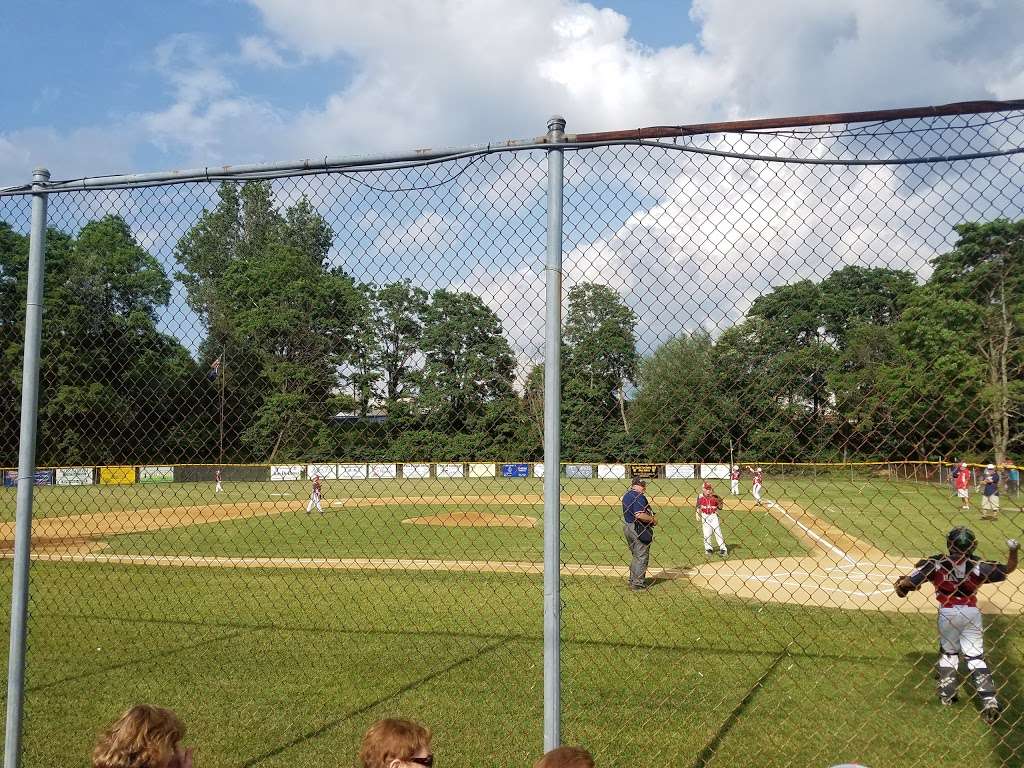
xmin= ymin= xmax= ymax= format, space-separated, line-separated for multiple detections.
xmin=238 ymin=35 xmax=290 ymax=69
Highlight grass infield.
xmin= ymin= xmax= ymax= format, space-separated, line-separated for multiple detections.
xmin=2 ymin=476 xmax=1023 ymax=767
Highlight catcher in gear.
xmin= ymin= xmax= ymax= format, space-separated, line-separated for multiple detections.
xmin=893 ymin=527 xmax=1019 ymax=724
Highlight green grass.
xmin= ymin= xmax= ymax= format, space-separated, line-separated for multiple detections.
xmin=8 ymin=561 xmax=1023 ymax=768
xmin=4 ymin=477 xmax=1024 ymax=767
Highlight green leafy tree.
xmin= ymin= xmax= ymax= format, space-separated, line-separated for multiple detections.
xmin=418 ymin=289 xmax=515 ymax=432
xmin=930 ymin=219 xmax=1024 ymax=464
xmin=1 ymin=216 xmax=209 ymax=466
xmin=176 ymin=181 xmax=360 ymax=461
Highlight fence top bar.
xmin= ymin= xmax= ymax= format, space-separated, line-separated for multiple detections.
xmin=2 ymin=98 xmax=1022 ymax=196
xmin=567 ymin=98 xmax=1024 ymax=143
xmin=0 ymin=134 xmax=550 ymax=195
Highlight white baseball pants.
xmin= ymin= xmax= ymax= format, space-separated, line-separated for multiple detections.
xmin=752 ymin=482 xmax=762 ymax=502
xmin=306 ymin=491 xmax=323 ymax=513
xmin=702 ymin=513 xmax=726 ymax=552
xmin=937 ymin=606 xmax=986 ymax=671
xmin=730 ymin=480 xmax=740 ymax=496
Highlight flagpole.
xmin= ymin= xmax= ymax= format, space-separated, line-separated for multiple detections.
xmin=219 ymin=346 xmax=226 ymax=464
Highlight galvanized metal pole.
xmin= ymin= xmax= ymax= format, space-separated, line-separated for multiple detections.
xmin=4 ymin=168 xmax=49 ymax=768
xmin=542 ymin=116 xmax=565 ymax=753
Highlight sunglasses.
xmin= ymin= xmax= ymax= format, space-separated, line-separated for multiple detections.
xmin=407 ymin=756 xmax=434 ymax=767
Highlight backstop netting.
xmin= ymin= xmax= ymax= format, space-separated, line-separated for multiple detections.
xmin=1 ymin=103 xmax=1023 ymax=767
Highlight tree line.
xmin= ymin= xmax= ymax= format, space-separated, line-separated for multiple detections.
xmin=1 ymin=181 xmax=1020 ymax=467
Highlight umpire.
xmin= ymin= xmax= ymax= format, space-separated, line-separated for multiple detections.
xmin=623 ymin=479 xmax=657 ymax=591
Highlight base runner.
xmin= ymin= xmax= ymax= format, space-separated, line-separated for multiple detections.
xmin=894 ymin=527 xmax=1018 ymax=724
xmin=696 ymin=482 xmax=728 ymax=556
xmin=748 ymin=466 xmax=764 ymax=504
xmin=306 ymin=474 xmax=323 ymax=514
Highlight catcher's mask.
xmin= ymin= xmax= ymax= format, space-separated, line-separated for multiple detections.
xmin=947 ymin=526 xmax=977 ymax=561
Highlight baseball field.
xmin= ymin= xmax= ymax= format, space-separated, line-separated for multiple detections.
xmin=2 ymin=474 xmax=1023 ymax=767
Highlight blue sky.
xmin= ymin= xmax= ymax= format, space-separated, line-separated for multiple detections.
xmin=1 ymin=0 xmax=701 ymax=183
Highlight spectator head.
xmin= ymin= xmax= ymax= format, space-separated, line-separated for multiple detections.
xmin=631 ymin=479 xmax=646 ymax=490
xmin=534 ymin=745 xmax=596 ymax=768
xmin=359 ymin=719 xmax=433 ymax=768
xmin=92 ymin=704 xmax=190 ymax=768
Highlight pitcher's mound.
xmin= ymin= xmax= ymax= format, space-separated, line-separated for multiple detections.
xmin=403 ymin=512 xmax=537 ymax=528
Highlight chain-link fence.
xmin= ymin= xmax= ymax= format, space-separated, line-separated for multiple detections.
xmin=2 ymin=101 xmax=1023 ymax=767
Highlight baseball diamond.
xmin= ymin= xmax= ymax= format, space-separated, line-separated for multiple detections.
xmin=3 ymin=472 xmax=1024 ymax=767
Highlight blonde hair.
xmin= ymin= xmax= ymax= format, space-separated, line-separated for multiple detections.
xmin=534 ymin=745 xmax=596 ymax=768
xmin=359 ymin=719 xmax=432 ymax=768
xmin=92 ymin=705 xmax=185 ymax=768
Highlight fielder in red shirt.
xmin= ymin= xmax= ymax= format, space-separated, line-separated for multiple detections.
xmin=695 ymin=481 xmax=728 ymax=556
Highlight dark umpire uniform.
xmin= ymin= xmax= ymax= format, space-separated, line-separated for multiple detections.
xmin=622 ymin=479 xmax=656 ymax=591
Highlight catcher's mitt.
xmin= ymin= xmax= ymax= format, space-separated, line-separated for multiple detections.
xmin=893 ymin=577 xmax=912 ymax=598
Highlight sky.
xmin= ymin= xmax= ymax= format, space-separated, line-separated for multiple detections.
xmin=2 ymin=0 xmax=1024 ymax=366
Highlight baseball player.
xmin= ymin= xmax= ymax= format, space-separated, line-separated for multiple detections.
xmin=696 ymin=481 xmax=728 ymax=556
xmin=748 ymin=466 xmax=764 ymax=504
xmin=955 ymin=462 xmax=970 ymax=510
xmin=980 ymin=464 xmax=1000 ymax=520
xmin=894 ymin=527 xmax=1018 ymax=724
xmin=215 ymin=468 xmax=223 ymax=494
xmin=730 ymin=465 xmax=740 ymax=496
xmin=306 ymin=474 xmax=323 ymax=514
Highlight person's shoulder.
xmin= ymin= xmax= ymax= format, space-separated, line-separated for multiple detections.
xmin=915 ymin=554 xmax=943 ymax=568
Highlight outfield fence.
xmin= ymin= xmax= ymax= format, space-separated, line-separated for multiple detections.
xmin=2 ymin=100 xmax=1024 ymax=767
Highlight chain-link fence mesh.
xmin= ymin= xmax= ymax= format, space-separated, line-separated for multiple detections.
xmin=1 ymin=105 xmax=1023 ymax=767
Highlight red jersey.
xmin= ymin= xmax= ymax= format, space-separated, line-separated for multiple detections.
xmin=312 ymin=478 xmax=322 ymax=495
xmin=955 ymin=471 xmax=970 ymax=491
xmin=908 ymin=555 xmax=1008 ymax=608
xmin=697 ymin=493 xmax=721 ymax=515
xmin=730 ymin=468 xmax=740 ymax=481
xmin=753 ymin=470 xmax=763 ymax=485
xmin=215 ymin=470 xmax=221 ymax=480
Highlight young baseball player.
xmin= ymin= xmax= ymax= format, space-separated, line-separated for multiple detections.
xmin=696 ymin=481 xmax=728 ymax=556
xmin=980 ymin=464 xmax=1000 ymax=520
xmin=730 ymin=465 xmax=740 ymax=496
xmin=748 ymin=466 xmax=764 ymax=504
xmin=955 ymin=461 xmax=970 ymax=510
xmin=215 ymin=468 xmax=223 ymax=494
xmin=894 ymin=527 xmax=1018 ymax=724
xmin=306 ymin=474 xmax=323 ymax=514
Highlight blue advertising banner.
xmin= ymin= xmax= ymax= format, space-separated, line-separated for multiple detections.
xmin=34 ymin=470 xmax=54 ymax=486
xmin=501 ymin=463 xmax=529 ymax=478
xmin=2 ymin=470 xmax=15 ymax=488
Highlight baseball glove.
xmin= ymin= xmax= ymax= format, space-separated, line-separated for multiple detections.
xmin=893 ymin=577 xmax=913 ymax=598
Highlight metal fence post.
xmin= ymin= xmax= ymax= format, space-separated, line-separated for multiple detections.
xmin=543 ymin=116 xmax=565 ymax=752
xmin=4 ymin=168 xmax=50 ymax=768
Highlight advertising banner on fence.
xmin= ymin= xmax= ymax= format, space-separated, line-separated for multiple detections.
xmin=368 ymin=463 xmax=398 ymax=479
xmin=566 ymin=464 xmax=593 ymax=479
xmin=3 ymin=470 xmax=16 ymax=487
xmin=35 ymin=470 xmax=54 ymax=485
xmin=534 ymin=463 xmax=544 ymax=478
xmin=403 ymin=463 xmax=430 ymax=479
xmin=502 ymin=463 xmax=530 ymax=478
xmin=139 ymin=466 xmax=174 ymax=484
xmin=271 ymin=465 xmax=304 ymax=482
xmin=100 ymin=466 xmax=135 ymax=485
xmin=56 ymin=467 xmax=95 ymax=486
xmin=468 ymin=463 xmax=494 ymax=478
xmin=597 ymin=463 xmax=626 ymax=480
xmin=629 ymin=464 xmax=659 ymax=479
xmin=307 ymin=463 xmax=340 ymax=480
xmin=337 ymin=463 xmax=368 ymax=480
xmin=665 ymin=464 xmax=695 ymax=479
xmin=700 ymin=463 xmax=730 ymax=480
xmin=436 ymin=463 xmax=465 ymax=478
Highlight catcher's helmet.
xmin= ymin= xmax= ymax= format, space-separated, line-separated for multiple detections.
xmin=947 ymin=526 xmax=977 ymax=558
